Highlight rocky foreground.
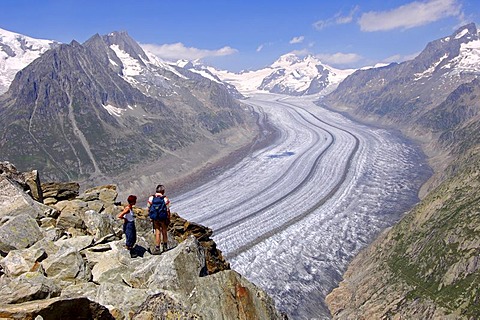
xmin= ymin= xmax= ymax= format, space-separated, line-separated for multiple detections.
xmin=0 ymin=162 xmax=285 ymax=319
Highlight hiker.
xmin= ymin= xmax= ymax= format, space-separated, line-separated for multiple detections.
xmin=147 ymin=184 xmax=171 ymax=253
xmin=117 ymin=195 xmax=137 ymax=251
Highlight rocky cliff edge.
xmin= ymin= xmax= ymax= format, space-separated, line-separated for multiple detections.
xmin=0 ymin=161 xmax=286 ymax=320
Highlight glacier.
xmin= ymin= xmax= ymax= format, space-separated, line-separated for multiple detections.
xmin=172 ymin=94 xmax=430 ymax=319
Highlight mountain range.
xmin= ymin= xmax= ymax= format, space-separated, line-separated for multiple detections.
xmin=182 ymin=53 xmax=355 ymax=96
xmin=0 ymin=29 xmax=257 ymax=193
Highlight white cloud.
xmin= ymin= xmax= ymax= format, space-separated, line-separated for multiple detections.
xmin=313 ymin=6 xmax=359 ymax=30
xmin=359 ymin=0 xmax=463 ymax=32
xmin=315 ymin=52 xmax=363 ymax=65
xmin=256 ymin=44 xmax=264 ymax=52
xmin=290 ymin=36 xmax=305 ymax=44
xmin=383 ymin=52 xmax=421 ymax=63
xmin=141 ymin=42 xmax=238 ymax=61
xmin=291 ymin=49 xmax=311 ymax=56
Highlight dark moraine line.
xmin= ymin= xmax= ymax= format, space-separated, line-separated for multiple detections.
xmin=223 ymin=101 xmax=360 ymax=260
xmin=170 ymin=104 xmax=280 ymax=199
xmin=213 ymin=102 xmax=334 ymax=234
xmin=201 ymin=103 xmax=328 ymax=227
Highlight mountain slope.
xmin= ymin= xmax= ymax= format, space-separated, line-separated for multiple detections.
xmin=326 ymin=23 xmax=480 ymax=127
xmin=325 ymin=23 xmax=480 ymax=319
xmin=0 ymin=28 xmax=59 ymax=94
xmin=0 ymin=32 xmax=257 ymax=185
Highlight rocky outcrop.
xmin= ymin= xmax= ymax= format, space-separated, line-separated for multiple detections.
xmin=0 ymin=166 xmax=284 ymax=319
xmin=326 ymin=149 xmax=480 ymax=319
xmin=0 ymin=161 xmax=43 ymax=202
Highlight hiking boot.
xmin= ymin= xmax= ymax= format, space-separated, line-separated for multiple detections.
xmin=162 ymin=243 xmax=168 ymax=252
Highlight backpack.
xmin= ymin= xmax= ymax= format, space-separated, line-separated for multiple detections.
xmin=148 ymin=196 xmax=168 ymax=220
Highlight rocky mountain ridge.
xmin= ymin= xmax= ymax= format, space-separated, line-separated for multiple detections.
xmin=0 ymin=31 xmax=258 ymax=197
xmin=324 ymin=23 xmax=480 ymax=319
xmin=0 ymin=161 xmax=286 ymax=319
xmin=325 ymin=23 xmax=479 ymax=131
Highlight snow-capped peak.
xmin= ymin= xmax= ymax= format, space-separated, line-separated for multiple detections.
xmin=271 ymin=53 xmax=302 ymax=68
xmin=0 ymin=27 xmax=58 ymax=94
xmin=178 ymin=53 xmax=356 ymax=97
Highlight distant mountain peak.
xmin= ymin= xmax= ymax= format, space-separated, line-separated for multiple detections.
xmin=272 ymin=53 xmax=302 ymax=67
xmin=102 ymin=31 xmax=149 ymax=64
xmin=183 ymin=52 xmax=355 ymax=96
xmin=451 ymin=22 xmax=478 ymax=40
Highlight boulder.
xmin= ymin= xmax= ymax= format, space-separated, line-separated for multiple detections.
xmin=0 ymin=214 xmax=44 ymax=254
xmin=128 ymin=236 xmax=206 ymax=293
xmin=0 ymin=177 xmax=50 ymax=220
xmin=54 ymin=199 xmax=87 ymax=230
xmin=41 ymin=246 xmax=90 ymax=282
xmin=133 ymin=292 xmax=201 ymax=320
xmin=41 ymin=182 xmax=80 ymax=203
xmin=0 ymin=247 xmax=47 ymax=277
xmin=0 ymin=271 xmax=60 ymax=304
xmin=78 ymin=209 xmax=115 ymax=240
xmin=168 ymin=212 xmax=230 ymax=274
xmin=82 ymin=185 xmax=118 ymax=204
xmin=86 ymin=240 xmax=141 ymax=284
xmin=0 ymin=161 xmax=43 ymax=202
xmin=95 ymin=282 xmax=149 ymax=319
xmin=0 ymin=297 xmax=114 ymax=319
xmin=186 ymin=269 xmax=285 ymax=320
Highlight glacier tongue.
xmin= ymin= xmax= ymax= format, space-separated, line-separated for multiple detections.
xmin=173 ymin=94 xmax=430 ymax=319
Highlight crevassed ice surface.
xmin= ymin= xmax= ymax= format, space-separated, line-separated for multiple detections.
xmin=172 ymin=94 xmax=430 ymax=319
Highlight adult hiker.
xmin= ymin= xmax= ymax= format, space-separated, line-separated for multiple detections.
xmin=117 ymin=195 xmax=137 ymax=251
xmin=147 ymin=184 xmax=171 ymax=253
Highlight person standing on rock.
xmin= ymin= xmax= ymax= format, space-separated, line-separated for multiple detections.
xmin=118 ymin=195 xmax=137 ymax=251
xmin=147 ymin=184 xmax=171 ymax=253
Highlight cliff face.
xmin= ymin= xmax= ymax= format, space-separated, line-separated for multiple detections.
xmin=325 ymin=24 xmax=480 ymax=319
xmin=0 ymin=162 xmax=285 ymax=319
xmin=326 ymin=147 xmax=480 ymax=319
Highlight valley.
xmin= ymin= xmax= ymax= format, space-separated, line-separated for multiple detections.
xmin=172 ymin=93 xmax=431 ymax=319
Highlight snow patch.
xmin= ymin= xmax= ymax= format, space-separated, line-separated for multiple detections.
xmin=103 ymin=104 xmax=125 ymax=117
xmin=455 ymin=28 xmax=469 ymax=40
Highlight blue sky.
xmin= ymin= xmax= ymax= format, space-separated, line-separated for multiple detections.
xmin=1 ymin=0 xmax=479 ymax=72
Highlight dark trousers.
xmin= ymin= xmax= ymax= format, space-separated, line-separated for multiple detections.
xmin=123 ymin=220 xmax=136 ymax=248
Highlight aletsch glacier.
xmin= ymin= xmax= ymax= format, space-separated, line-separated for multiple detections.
xmin=172 ymin=94 xmax=431 ymax=319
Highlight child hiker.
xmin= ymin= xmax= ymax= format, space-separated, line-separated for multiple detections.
xmin=118 ymin=195 xmax=137 ymax=251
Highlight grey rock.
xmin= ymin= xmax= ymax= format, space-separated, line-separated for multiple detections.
xmin=41 ymin=246 xmax=90 ymax=282
xmin=78 ymin=209 xmax=115 ymax=240
xmin=0 ymin=177 xmax=50 ymax=220
xmin=0 ymin=247 xmax=47 ymax=276
xmin=0 ymin=214 xmax=44 ymax=254
xmin=41 ymin=182 xmax=80 ymax=201
xmin=129 ymin=236 xmax=205 ymax=292
xmin=186 ymin=269 xmax=285 ymax=320
xmin=0 ymin=271 xmax=60 ymax=304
